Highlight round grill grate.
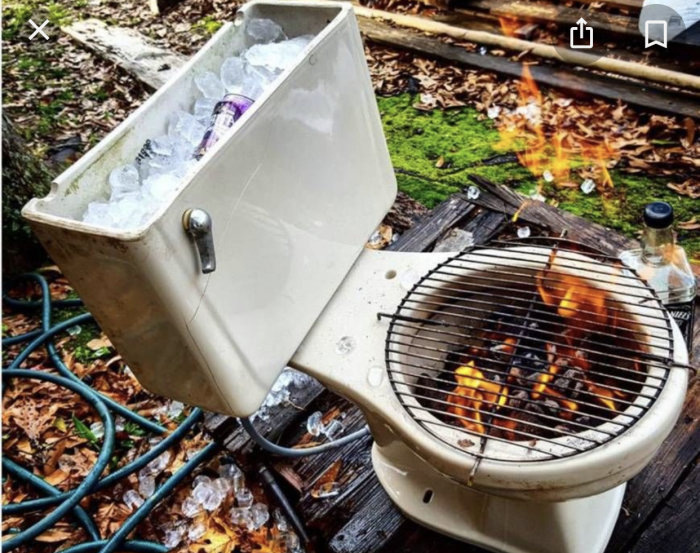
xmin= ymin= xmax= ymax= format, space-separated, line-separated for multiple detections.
xmin=384 ymin=237 xmax=675 ymax=463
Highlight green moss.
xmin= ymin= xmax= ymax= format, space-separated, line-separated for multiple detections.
xmin=553 ymin=172 xmax=699 ymax=259
xmin=378 ymin=93 xmax=698 ymax=258
xmin=378 ymin=94 xmax=539 ymax=207
xmin=192 ymin=15 xmax=223 ymax=37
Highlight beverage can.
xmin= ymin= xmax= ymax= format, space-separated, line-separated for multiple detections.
xmin=195 ymin=94 xmax=253 ymax=159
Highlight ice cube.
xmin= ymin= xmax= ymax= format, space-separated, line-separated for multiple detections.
xmin=181 ymin=495 xmax=202 ymax=518
xmin=312 ymin=481 xmax=340 ymax=499
xmin=230 ymin=506 xmax=254 ymax=527
xmin=235 ymin=487 xmax=254 ymax=509
xmin=219 ymin=463 xmax=244 ymax=491
xmin=466 ymin=185 xmax=480 ymax=200
xmin=249 ymin=503 xmax=270 ymax=530
xmin=123 ymin=489 xmax=144 ymax=510
xmin=89 ymin=421 xmax=104 ymax=440
xmin=580 ymin=178 xmax=596 ymax=194
xmin=273 ymin=508 xmax=289 ymax=532
xmin=108 ymin=164 xmax=140 ymax=200
xmin=335 ymin=336 xmax=355 ymax=356
xmin=193 ymin=480 xmax=225 ymax=511
xmin=147 ymin=450 xmax=172 ymax=474
xmin=188 ymin=522 xmax=206 ymax=542
xmin=323 ymin=419 xmax=345 ymax=441
xmin=139 ymin=475 xmax=156 ymax=497
xmin=244 ymin=35 xmax=313 ymax=73
xmin=110 ymin=193 xmax=151 ymax=229
xmin=220 ymin=57 xmax=247 ymax=91
xmin=168 ymin=110 xmax=206 ymax=146
xmin=306 ymin=411 xmax=324 ymax=437
xmin=246 ymin=18 xmax=286 ymax=43
xmin=213 ymin=477 xmax=232 ymax=495
xmin=166 ymin=401 xmax=184 ymax=419
xmin=285 ymin=531 xmax=302 ymax=552
xmin=163 ymin=525 xmax=185 ymax=549
xmin=193 ymin=475 xmax=212 ymax=489
xmin=195 ymin=71 xmax=225 ymax=99
xmin=517 ymin=226 xmax=531 ymax=239
xmin=114 ymin=416 xmax=125 ymax=432
xmin=83 ymin=202 xmax=111 ymax=226
xmin=143 ymin=173 xmax=181 ymax=201
xmin=150 ymin=135 xmax=175 ymax=157
xmin=433 ymin=228 xmax=475 ymax=253
xmin=193 ymin=96 xmax=219 ymax=124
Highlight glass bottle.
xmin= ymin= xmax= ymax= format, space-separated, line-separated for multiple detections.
xmin=620 ymin=202 xmax=696 ymax=348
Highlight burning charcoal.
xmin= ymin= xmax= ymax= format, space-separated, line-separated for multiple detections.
xmin=514 ymin=351 xmax=547 ymax=376
xmin=574 ymin=415 xmax=592 ymax=426
xmin=525 ymin=401 xmax=545 ymax=416
xmin=509 ymin=390 xmax=529 ymax=409
xmin=543 ymin=399 xmax=560 ymax=415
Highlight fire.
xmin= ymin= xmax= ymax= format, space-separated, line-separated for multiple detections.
xmin=443 ymin=250 xmax=641 ymax=439
xmin=536 ymin=271 xmax=608 ymax=327
xmin=447 ymin=361 xmax=508 ymax=435
xmin=492 ymin=20 xmax=617 ymax=191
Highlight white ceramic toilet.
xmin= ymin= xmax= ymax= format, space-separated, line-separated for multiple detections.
xmin=23 ymin=3 xmax=688 ymax=552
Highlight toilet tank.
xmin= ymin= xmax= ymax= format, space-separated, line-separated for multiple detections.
xmin=22 ymin=0 xmax=396 ymax=416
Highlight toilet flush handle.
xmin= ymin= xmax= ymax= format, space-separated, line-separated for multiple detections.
xmin=182 ymin=208 xmax=216 ymax=274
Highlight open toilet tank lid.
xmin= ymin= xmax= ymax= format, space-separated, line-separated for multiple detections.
xmin=22 ymin=0 xmax=397 ymax=417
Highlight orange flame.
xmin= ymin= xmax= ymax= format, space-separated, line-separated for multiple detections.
xmin=536 ymin=271 xmax=608 ymax=327
xmin=447 ymin=361 xmax=508 ymax=435
xmin=493 ymin=19 xmax=616 ymax=190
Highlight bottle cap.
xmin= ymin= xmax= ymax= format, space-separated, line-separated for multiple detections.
xmin=643 ymin=202 xmax=674 ymax=229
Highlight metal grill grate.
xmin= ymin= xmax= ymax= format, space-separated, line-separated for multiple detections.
xmin=380 ymin=237 xmax=675 ymax=463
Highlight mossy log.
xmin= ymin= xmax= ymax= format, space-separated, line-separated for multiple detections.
xmin=2 ymin=113 xmax=52 ymax=276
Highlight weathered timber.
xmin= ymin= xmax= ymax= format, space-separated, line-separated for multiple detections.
xmin=632 ymin=459 xmax=700 ymax=553
xmin=62 ymin=19 xmax=186 ymax=90
xmin=204 ymin=370 xmax=325 ymax=461
xmin=354 ymin=6 xmax=700 ymax=91
xmin=559 ymin=0 xmax=643 ymax=10
xmin=464 ymin=0 xmax=636 ymax=36
xmin=359 ymin=17 xmax=700 ymax=118
xmin=606 ymin=376 xmax=700 ymax=552
xmin=271 ymin=394 xmax=405 ymax=553
xmin=388 ymin=195 xmax=475 ymax=252
xmin=467 ymin=174 xmax=638 ymax=255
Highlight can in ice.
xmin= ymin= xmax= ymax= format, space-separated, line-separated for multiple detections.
xmin=195 ymin=93 xmax=254 ymax=159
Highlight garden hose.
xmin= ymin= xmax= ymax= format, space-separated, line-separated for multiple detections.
xmin=240 ymin=417 xmax=371 ymax=458
xmin=2 ymin=272 xmax=371 ymax=551
xmin=1 ymin=274 xmax=211 ymax=552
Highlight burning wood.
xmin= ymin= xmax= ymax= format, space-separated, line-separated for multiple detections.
xmin=438 ymin=255 xmax=645 ymax=442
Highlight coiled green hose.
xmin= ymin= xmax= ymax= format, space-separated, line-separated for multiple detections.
xmin=2 ymin=273 xmax=217 ymax=552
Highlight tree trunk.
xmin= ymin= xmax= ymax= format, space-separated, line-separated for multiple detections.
xmin=2 ymin=113 xmax=52 ymax=276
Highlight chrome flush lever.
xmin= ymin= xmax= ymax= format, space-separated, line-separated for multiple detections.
xmin=183 ymin=208 xmax=216 ymax=274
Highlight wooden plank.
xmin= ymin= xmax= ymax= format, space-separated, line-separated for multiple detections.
xmin=464 ymin=0 xmax=637 ymax=36
xmin=631 ymin=460 xmax=700 ymax=553
xmin=387 ymin=194 xmax=476 ymax=252
xmin=553 ymin=0 xmax=643 ymax=10
xmin=62 ymin=19 xmax=186 ymax=90
xmin=606 ymin=378 xmax=700 ymax=552
xmin=359 ymin=17 xmax=700 ymax=119
xmin=466 ymin=174 xmax=638 ymax=255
